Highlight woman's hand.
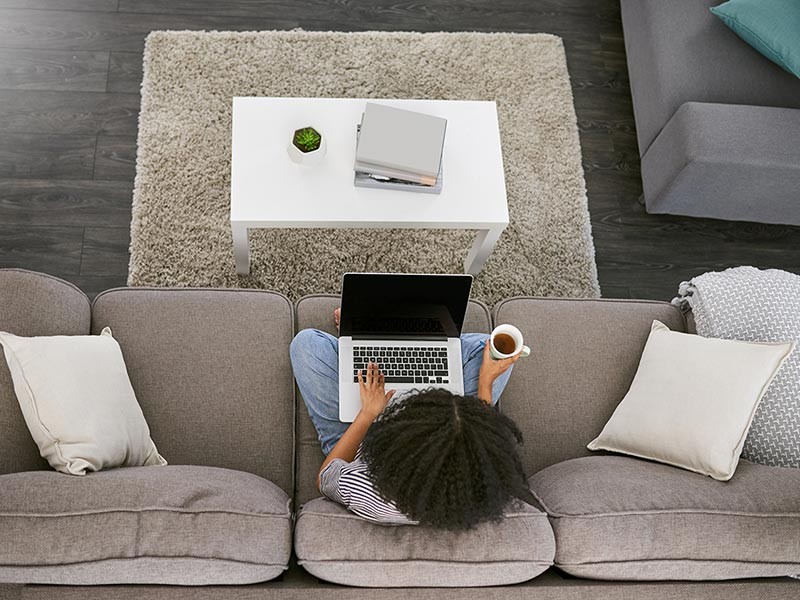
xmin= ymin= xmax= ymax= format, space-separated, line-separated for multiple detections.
xmin=477 ymin=342 xmax=520 ymax=403
xmin=318 ymin=361 xmax=394 ymax=490
xmin=358 ymin=362 xmax=396 ymax=420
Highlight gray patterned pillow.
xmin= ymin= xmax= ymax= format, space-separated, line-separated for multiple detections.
xmin=674 ymin=267 xmax=800 ymax=468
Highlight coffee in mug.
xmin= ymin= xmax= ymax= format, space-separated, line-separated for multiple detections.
xmin=489 ymin=324 xmax=531 ymax=360
xmin=493 ymin=333 xmax=517 ymax=355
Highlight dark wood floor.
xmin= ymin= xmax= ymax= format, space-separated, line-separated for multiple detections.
xmin=1 ymin=0 xmax=798 ymax=300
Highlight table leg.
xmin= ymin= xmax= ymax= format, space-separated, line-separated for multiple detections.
xmin=464 ymin=227 xmax=504 ymax=275
xmin=232 ymin=223 xmax=250 ymax=275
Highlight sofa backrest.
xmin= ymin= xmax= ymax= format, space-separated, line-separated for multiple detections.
xmin=1 ymin=271 xmax=688 ymax=505
xmin=0 ymin=269 xmax=91 ymax=475
xmin=293 ymin=294 xmax=493 ymax=506
xmin=494 ymin=297 xmax=686 ymax=477
xmin=91 ymin=287 xmax=295 ymax=496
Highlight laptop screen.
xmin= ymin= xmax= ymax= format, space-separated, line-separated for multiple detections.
xmin=339 ymin=273 xmax=473 ymax=339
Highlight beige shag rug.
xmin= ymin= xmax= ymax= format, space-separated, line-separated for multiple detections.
xmin=129 ymin=30 xmax=600 ymax=304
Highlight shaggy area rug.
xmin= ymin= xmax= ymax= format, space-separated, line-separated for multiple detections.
xmin=129 ymin=30 xmax=600 ymax=304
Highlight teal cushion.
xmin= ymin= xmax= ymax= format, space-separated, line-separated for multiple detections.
xmin=711 ymin=0 xmax=800 ymax=79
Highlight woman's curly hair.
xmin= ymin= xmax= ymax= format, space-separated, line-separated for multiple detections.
xmin=360 ymin=388 xmax=536 ymax=531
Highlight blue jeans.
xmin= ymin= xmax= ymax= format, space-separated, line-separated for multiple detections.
xmin=290 ymin=329 xmax=514 ymax=455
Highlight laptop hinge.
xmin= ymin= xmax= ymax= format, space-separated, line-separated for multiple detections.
xmin=351 ymin=334 xmax=449 ymax=342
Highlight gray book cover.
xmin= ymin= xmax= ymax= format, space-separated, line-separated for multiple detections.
xmin=355 ymin=103 xmax=447 ymax=178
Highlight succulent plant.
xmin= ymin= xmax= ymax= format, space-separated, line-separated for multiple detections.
xmin=292 ymin=127 xmax=322 ymax=153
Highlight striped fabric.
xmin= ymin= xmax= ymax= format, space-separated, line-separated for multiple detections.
xmin=318 ymin=449 xmax=417 ymax=525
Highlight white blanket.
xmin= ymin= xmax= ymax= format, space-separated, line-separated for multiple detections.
xmin=672 ymin=266 xmax=800 ymax=469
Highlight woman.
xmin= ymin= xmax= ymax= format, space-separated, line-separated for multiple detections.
xmin=290 ymin=309 xmax=536 ymax=531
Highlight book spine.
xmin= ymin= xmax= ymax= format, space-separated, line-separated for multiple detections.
xmin=354 ymin=162 xmax=438 ymax=186
xmin=354 ymin=176 xmax=442 ymax=195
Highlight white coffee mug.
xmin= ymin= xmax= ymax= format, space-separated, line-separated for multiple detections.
xmin=489 ymin=324 xmax=531 ymax=360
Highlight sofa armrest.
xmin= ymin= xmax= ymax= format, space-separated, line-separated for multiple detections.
xmin=0 ymin=269 xmax=90 ymax=475
xmin=641 ymin=102 xmax=800 ymax=225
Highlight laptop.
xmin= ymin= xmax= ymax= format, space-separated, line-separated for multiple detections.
xmin=337 ymin=273 xmax=473 ymax=422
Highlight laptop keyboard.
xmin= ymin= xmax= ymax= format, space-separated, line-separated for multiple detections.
xmin=353 ymin=345 xmax=450 ymax=385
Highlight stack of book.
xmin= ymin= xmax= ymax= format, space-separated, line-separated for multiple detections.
xmin=354 ymin=102 xmax=447 ymax=195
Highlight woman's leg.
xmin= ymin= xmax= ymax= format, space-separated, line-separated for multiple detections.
xmin=289 ymin=328 xmax=348 ymax=455
xmin=460 ymin=333 xmax=514 ymax=406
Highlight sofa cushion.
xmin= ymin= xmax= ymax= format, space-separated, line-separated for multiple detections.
xmin=0 ymin=465 xmax=292 ymax=585
xmin=529 ymin=456 xmax=800 ymax=580
xmin=711 ymin=0 xmax=800 ymax=79
xmin=0 ymin=328 xmax=166 ymax=476
xmin=294 ymin=497 xmax=554 ymax=587
xmin=587 ymin=320 xmax=794 ymax=481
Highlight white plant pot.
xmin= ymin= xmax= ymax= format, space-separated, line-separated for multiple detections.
xmin=287 ymin=136 xmax=326 ymax=166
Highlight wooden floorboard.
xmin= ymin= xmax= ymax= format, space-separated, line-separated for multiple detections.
xmin=0 ymin=0 xmax=798 ymax=300
xmin=0 ymin=133 xmax=96 ymax=179
xmin=0 ymin=179 xmax=132 ymax=227
xmin=0 ymin=48 xmax=108 ymax=91
xmin=0 ymin=225 xmax=83 ymax=274
xmin=0 ymin=89 xmax=139 ymax=135
xmin=93 ymin=135 xmax=136 ymax=180
xmin=107 ymin=51 xmax=142 ymax=93
xmin=119 ymin=0 xmax=622 ymax=26
xmin=0 ymin=1 xmax=118 ymax=10
xmin=81 ymin=226 xmax=130 ymax=275
xmin=0 ymin=8 xmax=300 ymax=52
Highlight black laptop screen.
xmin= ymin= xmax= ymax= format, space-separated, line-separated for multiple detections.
xmin=339 ymin=273 xmax=473 ymax=339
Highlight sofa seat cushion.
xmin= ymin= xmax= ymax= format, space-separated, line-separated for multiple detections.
xmin=0 ymin=466 xmax=292 ymax=585
xmin=529 ymin=456 xmax=800 ymax=581
xmin=294 ymin=497 xmax=555 ymax=587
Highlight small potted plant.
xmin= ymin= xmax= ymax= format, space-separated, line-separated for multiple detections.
xmin=287 ymin=126 xmax=326 ymax=166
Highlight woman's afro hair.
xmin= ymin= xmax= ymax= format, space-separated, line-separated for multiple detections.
xmin=360 ymin=388 xmax=536 ymax=531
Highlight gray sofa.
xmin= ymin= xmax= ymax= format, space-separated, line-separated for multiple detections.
xmin=620 ymin=0 xmax=800 ymax=225
xmin=0 ymin=268 xmax=798 ymax=599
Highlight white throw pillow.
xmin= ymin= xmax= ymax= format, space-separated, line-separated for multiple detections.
xmin=0 ymin=328 xmax=166 ymax=475
xmin=588 ymin=320 xmax=794 ymax=481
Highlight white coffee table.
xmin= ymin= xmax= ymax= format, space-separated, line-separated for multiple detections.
xmin=230 ymin=97 xmax=508 ymax=275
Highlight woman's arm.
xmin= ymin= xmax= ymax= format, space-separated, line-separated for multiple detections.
xmin=477 ymin=341 xmax=519 ymax=404
xmin=317 ymin=362 xmax=395 ymax=490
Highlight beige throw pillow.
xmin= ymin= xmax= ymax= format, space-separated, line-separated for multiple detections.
xmin=0 ymin=328 xmax=166 ymax=475
xmin=588 ymin=320 xmax=794 ymax=481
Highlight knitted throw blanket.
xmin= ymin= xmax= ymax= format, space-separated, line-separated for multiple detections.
xmin=672 ymin=266 xmax=800 ymax=469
